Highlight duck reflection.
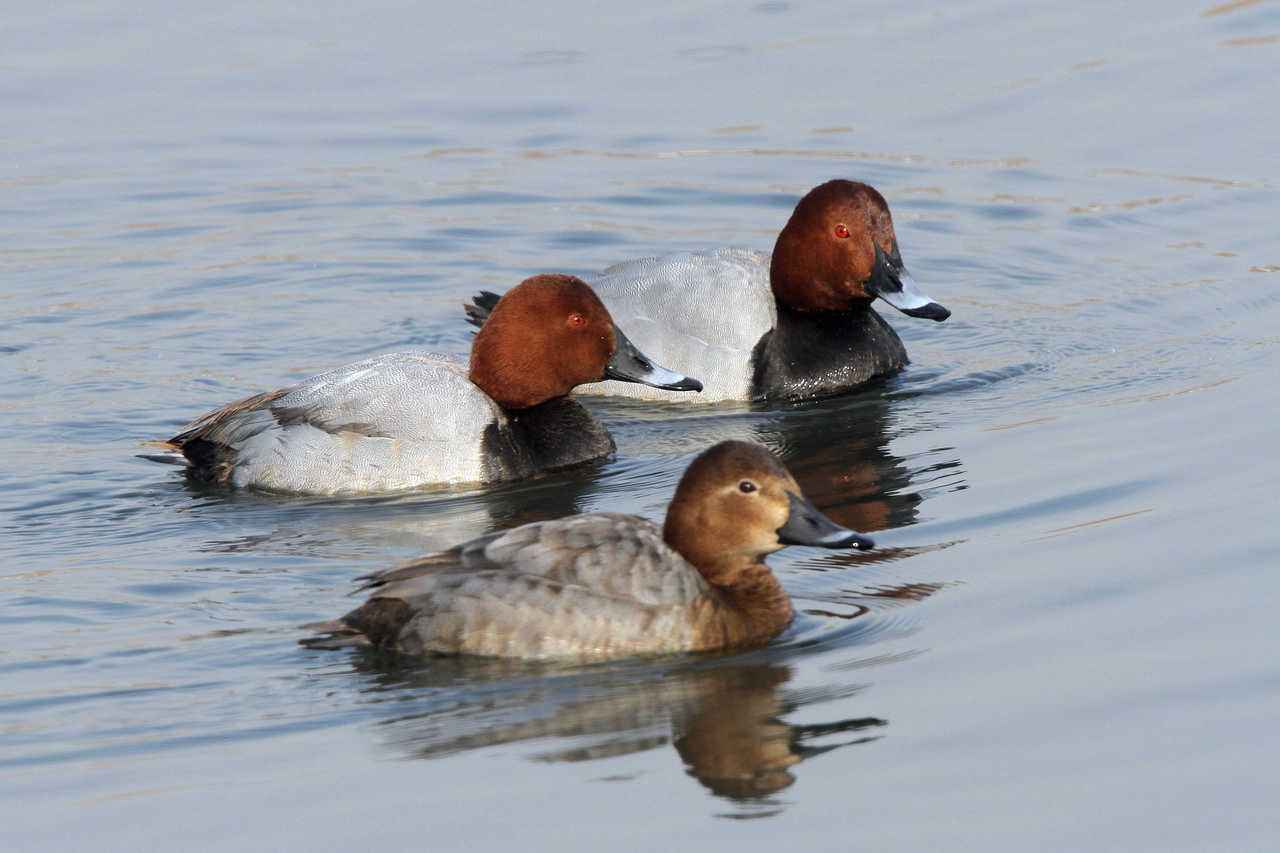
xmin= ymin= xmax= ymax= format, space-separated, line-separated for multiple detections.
xmin=190 ymin=457 xmax=611 ymax=559
xmin=347 ymin=650 xmax=897 ymax=808
xmin=753 ymin=391 xmax=939 ymax=534
xmin=670 ymin=665 xmax=885 ymax=800
xmin=599 ymin=389 xmax=955 ymax=537
xmin=192 ymin=385 xmax=957 ymax=561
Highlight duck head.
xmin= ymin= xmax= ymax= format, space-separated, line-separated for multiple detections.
xmin=769 ymin=179 xmax=950 ymax=321
xmin=469 ymin=274 xmax=702 ymax=409
xmin=663 ymin=440 xmax=873 ymax=587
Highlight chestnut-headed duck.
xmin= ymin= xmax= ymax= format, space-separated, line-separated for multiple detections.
xmin=310 ymin=440 xmax=874 ymax=660
xmin=149 ymin=275 xmax=701 ymax=494
xmin=470 ymin=180 xmax=949 ymax=404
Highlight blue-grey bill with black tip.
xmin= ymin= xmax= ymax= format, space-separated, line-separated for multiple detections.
xmin=604 ymin=325 xmax=704 ymax=392
xmin=869 ymin=242 xmax=951 ymax=322
xmin=777 ymin=492 xmax=875 ymax=550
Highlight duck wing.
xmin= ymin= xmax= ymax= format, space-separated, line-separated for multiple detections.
xmin=343 ymin=514 xmax=713 ymax=659
xmin=164 ymin=351 xmax=501 ymax=491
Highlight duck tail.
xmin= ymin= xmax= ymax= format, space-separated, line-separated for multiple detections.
xmin=463 ymin=291 xmax=502 ymax=329
xmin=298 ymin=619 xmax=373 ymax=650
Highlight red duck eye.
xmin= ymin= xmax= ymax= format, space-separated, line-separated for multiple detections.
xmin=834 ymin=223 xmax=850 ymax=239
xmin=567 ymin=313 xmax=587 ymax=329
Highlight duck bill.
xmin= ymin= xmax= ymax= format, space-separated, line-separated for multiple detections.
xmin=868 ymin=243 xmax=950 ymax=322
xmin=777 ymin=492 xmax=874 ymax=550
xmin=604 ymin=325 xmax=703 ymax=392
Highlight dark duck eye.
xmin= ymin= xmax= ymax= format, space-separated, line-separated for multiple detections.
xmin=739 ymin=480 xmax=758 ymax=494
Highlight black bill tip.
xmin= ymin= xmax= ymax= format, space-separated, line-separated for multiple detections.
xmin=901 ymin=301 xmax=951 ymax=322
xmin=662 ymin=375 xmax=704 ymax=392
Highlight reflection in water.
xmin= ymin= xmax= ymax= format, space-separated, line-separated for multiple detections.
xmin=596 ymin=387 xmax=963 ymax=537
xmin=804 ymin=580 xmax=945 ymax=621
xmin=352 ymin=654 xmax=890 ymax=811
xmin=194 ymin=384 xmax=952 ymax=814
xmin=191 ymin=382 xmax=963 ymax=564
xmin=752 ymin=386 xmax=962 ymax=535
xmin=188 ymin=457 xmax=613 ymax=558
xmin=671 ymin=666 xmax=885 ymax=802
xmin=756 ymin=390 xmax=956 ymax=534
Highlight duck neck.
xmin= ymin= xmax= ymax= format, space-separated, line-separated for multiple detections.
xmin=469 ymin=321 xmax=573 ymax=410
xmin=480 ymin=397 xmax=615 ymax=481
xmin=750 ymin=303 xmax=908 ymax=402
xmin=705 ymin=562 xmax=795 ymax=648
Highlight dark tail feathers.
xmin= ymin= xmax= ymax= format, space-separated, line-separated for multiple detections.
xmin=463 ymin=291 xmax=502 ymax=329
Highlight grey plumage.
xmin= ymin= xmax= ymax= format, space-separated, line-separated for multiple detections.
xmin=170 ymin=351 xmax=501 ymax=493
xmin=580 ymin=249 xmax=777 ymax=403
xmin=339 ymin=514 xmax=716 ymax=660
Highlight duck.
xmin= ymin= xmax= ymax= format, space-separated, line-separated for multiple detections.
xmin=148 ymin=274 xmax=702 ymax=494
xmin=308 ymin=440 xmax=874 ymax=660
xmin=468 ymin=179 xmax=950 ymax=404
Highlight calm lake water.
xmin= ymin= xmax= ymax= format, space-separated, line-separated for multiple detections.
xmin=3 ymin=1 xmax=1279 ymax=849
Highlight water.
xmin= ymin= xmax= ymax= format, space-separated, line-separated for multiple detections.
xmin=3 ymin=0 xmax=1279 ymax=849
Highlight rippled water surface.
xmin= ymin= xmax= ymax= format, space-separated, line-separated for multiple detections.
xmin=4 ymin=1 xmax=1280 ymax=849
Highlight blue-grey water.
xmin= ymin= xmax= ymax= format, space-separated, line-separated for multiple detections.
xmin=3 ymin=1 xmax=1279 ymax=850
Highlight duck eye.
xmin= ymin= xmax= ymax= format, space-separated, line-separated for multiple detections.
xmin=834 ymin=223 xmax=850 ymax=239
xmin=738 ymin=480 xmax=758 ymax=494
xmin=566 ymin=313 xmax=587 ymax=329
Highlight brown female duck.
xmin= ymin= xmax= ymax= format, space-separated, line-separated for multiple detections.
xmin=312 ymin=440 xmax=874 ymax=660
